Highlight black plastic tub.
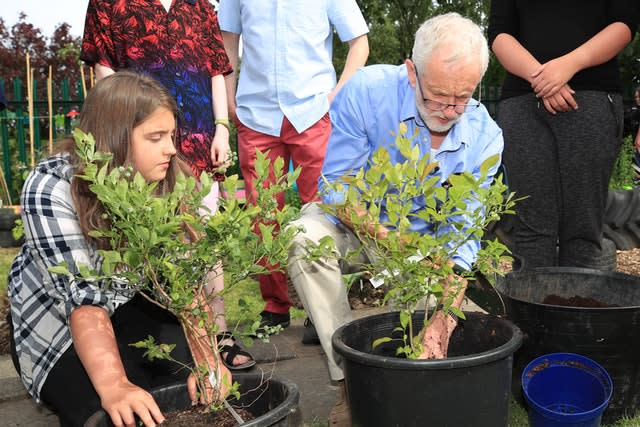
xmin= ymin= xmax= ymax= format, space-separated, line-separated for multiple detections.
xmin=332 ymin=310 xmax=523 ymax=427
xmin=84 ymin=372 xmax=299 ymax=426
xmin=497 ymin=267 xmax=640 ymax=424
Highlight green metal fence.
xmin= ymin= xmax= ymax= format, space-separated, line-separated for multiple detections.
xmin=0 ymin=77 xmax=85 ymax=204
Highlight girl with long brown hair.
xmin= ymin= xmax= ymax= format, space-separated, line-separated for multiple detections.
xmin=7 ymin=72 xmax=240 ymax=427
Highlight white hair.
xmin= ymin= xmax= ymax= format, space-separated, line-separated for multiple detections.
xmin=412 ymin=12 xmax=489 ymax=77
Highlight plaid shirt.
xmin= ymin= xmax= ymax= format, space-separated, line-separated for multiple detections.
xmin=8 ymin=154 xmax=133 ymax=401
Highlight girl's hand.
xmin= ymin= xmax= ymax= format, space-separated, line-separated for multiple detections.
xmin=100 ymin=378 xmax=164 ymax=427
xmin=186 ymin=363 xmax=232 ymax=405
xmin=210 ymin=126 xmax=231 ymax=169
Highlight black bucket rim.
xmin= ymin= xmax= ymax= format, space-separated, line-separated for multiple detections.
xmin=234 ymin=373 xmax=300 ymax=427
xmin=497 ymin=266 xmax=640 ymax=310
xmin=332 ymin=311 xmax=523 ymax=371
xmin=83 ymin=372 xmax=300 ymax=427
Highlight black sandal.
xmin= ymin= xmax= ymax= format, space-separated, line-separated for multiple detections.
xmin=216 ymin=332 xmax=256 ymax=371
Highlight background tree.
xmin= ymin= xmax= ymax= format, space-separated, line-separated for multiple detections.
xmin=0 ymin=13 xmax=48 ymax=85
xmin=48 ymin=23 xmax=83 ymax=99
xmin=619 ymin=33 xmax=640 ymax=96
xmin=0 ymin=13 xmax=82 ymax=101
xmin=334 ymin=0 xmax=636 ymax=101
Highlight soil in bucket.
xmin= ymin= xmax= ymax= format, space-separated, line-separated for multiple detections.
xmin=496 ymin=267 xmax=640 ymax=424
xmin=163 ymin=405 xmax=254 ymax=427
xmin=84 ymin=373 xmax=299 ymax=427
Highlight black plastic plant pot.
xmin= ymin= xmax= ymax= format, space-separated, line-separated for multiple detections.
xmin=332 ymin=310 xmax=523 ymax=427
xmin=0 ymin=207 xmax=22 ymax=247
xmin=84 ymin=372 xmax=299 ymax=427
xmin=496 ymin=267 xmax=640 ymax=424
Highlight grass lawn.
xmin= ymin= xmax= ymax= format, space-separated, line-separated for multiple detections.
xmin=214 ymin=275 xmax=306 ymax=331
xmin=0 ymin=247 xmax=18 ymax=294
xmin=1 ymin=245 xmax=639 ymax=426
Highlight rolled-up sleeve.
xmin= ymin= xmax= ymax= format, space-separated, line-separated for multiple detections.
xmin=217 ymin=0 xmax=242 ymax=34
xmin=329 ymin=0 xmax=369 ymax=42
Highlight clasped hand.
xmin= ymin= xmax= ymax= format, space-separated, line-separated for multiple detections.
xmin=530 ymin=56 xmax=579 ymax=114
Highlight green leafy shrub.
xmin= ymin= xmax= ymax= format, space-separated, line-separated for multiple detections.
xmin=610 ymin=135 xmax=635 ymax=190
xmin=52 ymin=129 xmax=301 ymax=405
xmin=314 ymin=125 xmax=515 ymax=357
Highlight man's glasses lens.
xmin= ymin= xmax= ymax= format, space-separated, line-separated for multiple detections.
xmin=414 ymin=67 xmax=481 ymax=113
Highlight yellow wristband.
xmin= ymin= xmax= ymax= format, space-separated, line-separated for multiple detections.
xmin=214 ymin=118 xmax=230 ymax=132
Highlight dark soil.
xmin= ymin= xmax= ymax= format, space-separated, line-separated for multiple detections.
xmin=163 ymin=405 xmax=254 ymax=427
xmin=288 ymin=274 xmax=386 ymax=311
xmin=542 ymin=294 xmax=619 ymax=308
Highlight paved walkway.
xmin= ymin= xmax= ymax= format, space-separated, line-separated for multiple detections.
xmin=0 ymin=302 xmax=484 ymax=426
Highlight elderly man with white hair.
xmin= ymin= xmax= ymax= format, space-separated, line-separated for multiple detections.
xmin=287 ymin=13 xmax=504 ymax=424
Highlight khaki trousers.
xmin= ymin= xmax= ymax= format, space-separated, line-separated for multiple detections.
xmin=288 ymin=203 xmax=372 ymax=381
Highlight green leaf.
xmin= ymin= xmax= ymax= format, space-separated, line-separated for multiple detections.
xmin=48 ymin=263 xmax=70 ymax=276
xmin=372 ymin=336 xmax=393 ymax=349
xmin=480 ymin=154 xmax=500 ymax=178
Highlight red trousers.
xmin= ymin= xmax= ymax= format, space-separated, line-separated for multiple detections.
xmin=236 ymin=114 xmax=330 ymax=313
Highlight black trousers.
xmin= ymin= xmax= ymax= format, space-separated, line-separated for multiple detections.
xmin=497 ymin=91 xmax=623 ymax=270
xmin=36 ymin=294 xmax=193 ymax=427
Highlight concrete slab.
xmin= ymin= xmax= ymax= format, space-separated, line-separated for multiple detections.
xmin=0 ymin=396 xmax=60 ymax=427
xmin=0 ymin=355 xmax=25 ymax=402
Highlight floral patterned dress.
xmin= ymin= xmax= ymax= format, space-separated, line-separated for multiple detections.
xmin=81 ymin=0 xmax=232 ymax=176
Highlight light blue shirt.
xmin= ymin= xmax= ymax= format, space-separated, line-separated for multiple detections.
xmin=321 ymin=64 xmax=504 ymax=269
xmin=218 ymin=0 xmax=368 ymax=136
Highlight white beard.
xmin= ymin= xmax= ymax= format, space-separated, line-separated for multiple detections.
xmin=417 ymin=104 xmax=460 ymax=133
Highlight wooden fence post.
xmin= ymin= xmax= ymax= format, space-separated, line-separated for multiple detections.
xmin=0 ymin=80 xmax=12 ymax=200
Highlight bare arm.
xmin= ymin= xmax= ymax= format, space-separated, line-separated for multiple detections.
xmin=94 ymin=63 xmax=115 ymax=80
xmin=492 ymin=33 xmax=577 ymax=114
xmin=329 ymin=34 xmax=369 ymax=103
xmin=210 ymin=74 xmax=231 ymax=168
xmin=221 ymin=31 xmax=240 ymax=122
xmin=491 ymin=33 xmax=541 ymax=83
xmin=531 ymin=22 xmax=632 ymax=98
xmin=70 ymin=305 xmax=164 ymax=427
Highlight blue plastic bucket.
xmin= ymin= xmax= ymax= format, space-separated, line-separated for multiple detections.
xmin=522 ymin=353 xmax=613 ymax=427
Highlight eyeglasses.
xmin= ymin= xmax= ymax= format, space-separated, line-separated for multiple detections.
xmin=414 ymin=68 xmax=481 ymax=114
